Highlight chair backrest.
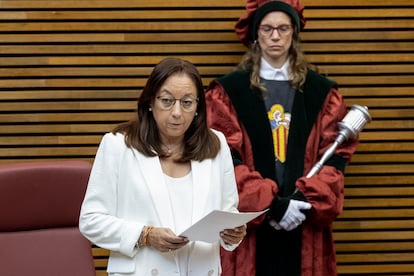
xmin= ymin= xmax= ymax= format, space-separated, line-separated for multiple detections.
xmin=0 ymin=160 xmax=96 ymax=276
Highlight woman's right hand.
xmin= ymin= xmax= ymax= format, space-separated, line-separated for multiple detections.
xmin=147 ymin=227 xmax=189 ymax=252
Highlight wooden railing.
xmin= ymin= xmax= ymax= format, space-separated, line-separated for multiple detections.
xmin=1 ymin=0 xmax=413 ymax=275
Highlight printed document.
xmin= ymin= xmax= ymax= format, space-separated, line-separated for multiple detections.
xmin=179 ymin=209 xmax=268 ymax=243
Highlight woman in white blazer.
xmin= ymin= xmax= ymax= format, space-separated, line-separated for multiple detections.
xmin=79 ymin=57 xmax=246 ymax=276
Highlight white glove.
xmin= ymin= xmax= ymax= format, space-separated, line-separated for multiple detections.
xmin=278 ymin=199 xmax=312 ymax=231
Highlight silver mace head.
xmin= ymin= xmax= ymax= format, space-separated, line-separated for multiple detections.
xmin=337 ymin=104 xmax=372 ymax=144
xmin=305 ymin=104 xmax=372 ymax=179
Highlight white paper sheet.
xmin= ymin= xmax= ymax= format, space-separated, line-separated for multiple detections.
xmin=179 ymin=209 xmax=268 ymax=243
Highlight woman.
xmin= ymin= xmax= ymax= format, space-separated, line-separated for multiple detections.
xmin=205 ymin=0 xmax=359 ymax=275
xmin=79 ymin=57 xmax=246 ymax=276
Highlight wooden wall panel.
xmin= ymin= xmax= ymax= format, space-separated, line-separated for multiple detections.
xmin=0 ymin=0 xmax=413 ymax=275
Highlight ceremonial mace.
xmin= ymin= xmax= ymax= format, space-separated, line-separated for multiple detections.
xmin=305 ymin=105 xmax=372 ymax=178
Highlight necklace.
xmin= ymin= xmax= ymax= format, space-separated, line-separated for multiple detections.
xmin=161 ymin=142 xmax=182 ymax=157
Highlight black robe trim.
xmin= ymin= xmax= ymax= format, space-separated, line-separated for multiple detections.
xmin=218 ymin=70 xmax=276 ymax=180
xmin=217 ymin=70 xmax=336 ymax=189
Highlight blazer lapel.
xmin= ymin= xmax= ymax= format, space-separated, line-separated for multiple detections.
xmin=134 ymin=150 xmax=175 ymax=229
xmin=133 ymin=151 xmax=213 ymax=231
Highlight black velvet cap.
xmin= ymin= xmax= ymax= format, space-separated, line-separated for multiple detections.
xmin=251 ymin=1 xmax=301 ymax=41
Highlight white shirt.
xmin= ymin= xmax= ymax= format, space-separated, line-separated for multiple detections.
xmin=165 ymin=172 xmax=193 ymax=276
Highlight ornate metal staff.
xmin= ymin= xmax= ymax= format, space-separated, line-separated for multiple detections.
xmin=306 ymin=104 xmax=372 ymax=178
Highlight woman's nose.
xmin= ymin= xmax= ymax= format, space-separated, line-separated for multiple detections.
xmin=171 ymin=100 xmax=183 ymax=115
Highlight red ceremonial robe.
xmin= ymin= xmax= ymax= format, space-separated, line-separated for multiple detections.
xmin=205 ymin=71 xmax=359 ymax=276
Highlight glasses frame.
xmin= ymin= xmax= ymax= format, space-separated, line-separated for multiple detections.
xmin=258 ymin=24 xmax=294 ymax=37
xmin=155 ymin=95 xmax=199 ymax=112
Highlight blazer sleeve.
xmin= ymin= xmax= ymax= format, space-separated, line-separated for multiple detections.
xmin=212 ymin=129 xmax=244 ymax=252
xmin=79 ymin=133 xmax=142 ymax=258
xmin=213 ymin=129 xmax=240 ymax=214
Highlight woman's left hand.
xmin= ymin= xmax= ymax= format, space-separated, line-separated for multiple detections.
xmin=220 ymin=224 xmax=247 ymax=245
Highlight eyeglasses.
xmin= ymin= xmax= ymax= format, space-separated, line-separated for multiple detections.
xmin=258 ymin=24 xmax=293 ymax=37
xmin=156 ymin=95 xmax=198 ymax=112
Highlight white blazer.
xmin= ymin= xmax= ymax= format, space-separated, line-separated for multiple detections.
xmin=79 ymin=129 xmax=239 ymax=275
